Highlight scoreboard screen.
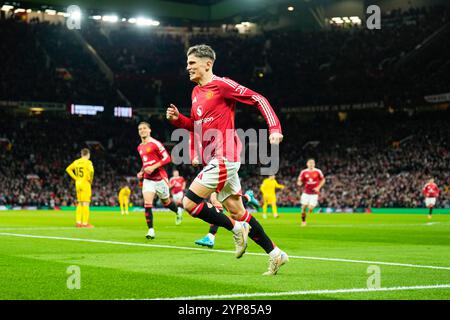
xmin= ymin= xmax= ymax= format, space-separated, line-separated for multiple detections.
xmin=70 ymin=104 xmax=104 ymax=115
xmin=114 ymin=107 xmax=133 ymax=118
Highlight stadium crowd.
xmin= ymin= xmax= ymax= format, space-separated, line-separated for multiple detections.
xmin=1 ymin=5 xmax=449 ymax=109
xmin=0 ymin=5 xmax=449 ymax=210
xmin=0 ymin=110 xmax=449 ymax=209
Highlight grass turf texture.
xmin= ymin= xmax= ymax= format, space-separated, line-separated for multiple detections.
xmin=0 ymin=210 xmax=449 ymax=300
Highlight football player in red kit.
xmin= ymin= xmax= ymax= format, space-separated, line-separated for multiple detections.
xmin=297 ymin=159 xmax=325 ymax=227
xmin=167 ymin=44 xmax=288 ymax=275
xmin=137 ymin=122 xmax=183 ymax=239
xmin=422 ymin=178 xmax=440 ymax=219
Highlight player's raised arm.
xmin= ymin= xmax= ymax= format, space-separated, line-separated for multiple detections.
xmin=216 ymin=78 xmax=283 ymax=144
xmin=167 ymin=103 xmax=194 ymax=131
xmin=65 ymin=162 xmax=77 ymax=181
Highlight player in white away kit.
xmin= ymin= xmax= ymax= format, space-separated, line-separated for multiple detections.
xmin=297 ymin=159 xmax=325 ymax=227
xmin=167 ymin=44 xmax=288 ymax=275
xmin=422 ymin=178 xmax=440 ymax=220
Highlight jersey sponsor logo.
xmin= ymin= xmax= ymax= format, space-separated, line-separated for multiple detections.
xmin=197 ymin=105 xmax=203 ymax=116
xmin=146 ymin=147 xmax=151 ymax=153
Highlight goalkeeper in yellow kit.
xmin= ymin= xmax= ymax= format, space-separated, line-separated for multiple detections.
xmin=260 ymin=175 xmax=285 ymax=219
xmin=65 ymin=148 xmax=94 ymax=228
xmin=118 ymin=184 xmax=131 ymax=215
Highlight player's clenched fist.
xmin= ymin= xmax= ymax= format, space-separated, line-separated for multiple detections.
xmin=269 ymin=132 xmax=284 ymax=145
xmin=166 ymin=104 xmax=180 ymax=121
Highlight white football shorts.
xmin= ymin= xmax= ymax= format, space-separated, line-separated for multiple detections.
xmin=425 ymin=197 xmax=436 ymax=207
xmin=194 ymin=158 xmax=241 ymax=203
xmin=301 ymin=193 xmax=319 ymax=207
xmin=142 ymin=178 xmax=170 ymax=200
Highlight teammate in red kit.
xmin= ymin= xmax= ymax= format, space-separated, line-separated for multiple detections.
xmin=422 ymin=178 xmax=440 ymax=219
xmin=166 ymin=44 xmax=288 ymax=275
xmin=137 ymin=122 xmax=183 ymax=240
xmin=297 ymin=159 xmax=325 ymax=227
xmin=169 ymin=169 xmax=186 ymax=207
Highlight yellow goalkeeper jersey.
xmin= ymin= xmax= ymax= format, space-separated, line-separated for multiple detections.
xmin=119 ymin=186 xmax=131 ymax=198
xmin=260 ymin=178 xmax=285 ymax=196
xmin=65 ymin=158 xmax=94 ymax=184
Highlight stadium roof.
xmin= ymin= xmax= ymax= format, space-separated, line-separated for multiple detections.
xmin=18 ymin=0 xmax=286 ymax=22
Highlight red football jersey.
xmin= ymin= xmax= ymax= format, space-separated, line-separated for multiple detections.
xmin=169 ymin=176 xmax=185 ymax=194
xmin=299 ymin=168 xmax=325 ymax=195
xmin=170 ymin=75 xmax=282 ymax=165
xmin=137 ymin=137 xmax=170 ymax=181
xmin=422 ymin=182 xmax=440 ymax=198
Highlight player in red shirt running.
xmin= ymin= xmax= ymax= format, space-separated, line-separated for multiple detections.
xmin=169 ymin=169 xmax=186 ymax=207
xmin=297 ymin=159 xmax=325 ymax=227
xmin=422 ymin=178 xmax=440 ymax=219
xmin=167 ymin=44 xmax=288 ymax=275
xmin=137 ymin=122 xmax=183 ymax=240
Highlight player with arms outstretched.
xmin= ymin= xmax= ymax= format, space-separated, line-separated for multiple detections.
xmin=65 ymin=148 xmax=94 ymax=228
xmin=422 ymin=178 xmax=440 ymax=219
xmin=167 ymin=44 xmax=288 ymax=275
xmin=297 ymin=159 xmax=325 ymax=227
xmin=260 ymin=175 xmax=285 ymax=219
xmin=137 ymin=122 xmax=183 ymax=240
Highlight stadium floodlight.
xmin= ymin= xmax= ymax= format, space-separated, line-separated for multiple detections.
xmin=102 ymin=15 xmax=118 ymax=23
xmin=342 ymin=17 xmax=351 ymax=22
xmin=350 ymin=16 xmax=361 ymax=23
xmin=91 ymin=15 xmax=102 ymax=20
xmin=128 ymin=18 xmax=136 ymax=24
xmin=14 ymin=8 xmax=26 ymax=13
xmin=287 ymin=6 xmax=294 ymax=12
xmin=136 ymin=17 xmax=158 ymax=26
xmin=1 ymin=5 xmax=14 ymax=11
xmin=26 ymin=9 xmax=32 ymax=13
xmin=45 ymin=9 xmax=56 ymax=15
xmin=121 ymin=18 xmax=126 ymax=22
xmin=57 ymin=12 xmax=70 ymax=17
xmin=331 ymin=17 xmax=344 ymax=24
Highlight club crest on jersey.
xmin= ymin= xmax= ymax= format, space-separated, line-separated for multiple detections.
xmin=192 ymin=96 xmax=197 ymax=103
xmin=206 ymin=90 xmax=214 ymax=99
xmin=146 ymin=147 xmax=151 ymax=153
xmin=197 ymin=105 xmax=203 ymax=116
xmin=143 ymin=156 xmax=148 ymax=161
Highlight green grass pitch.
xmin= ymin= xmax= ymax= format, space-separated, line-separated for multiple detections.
xmin=0 ymin=210 xmax=449 ymax=300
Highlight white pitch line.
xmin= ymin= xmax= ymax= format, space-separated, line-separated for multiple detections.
xmin=1 ymin=232 xmax=450 ymax=271
xmin=306 ymin=222 xmax=443 ymax=228
xmin=143 ymin=284 xmax=450 ymax=300
xmin=0 ymin=227 xmax=75 ymax=231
